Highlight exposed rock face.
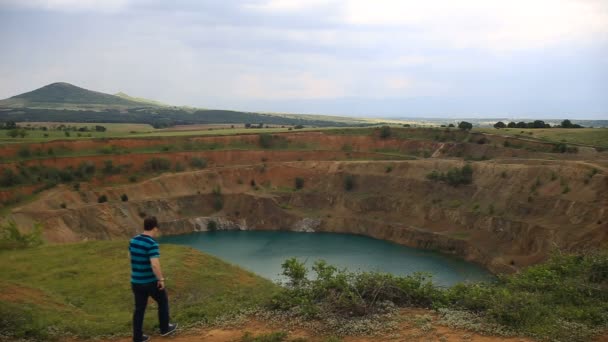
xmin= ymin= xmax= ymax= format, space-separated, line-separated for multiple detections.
xmin=10 ymin=159 xmax=608 ymax=274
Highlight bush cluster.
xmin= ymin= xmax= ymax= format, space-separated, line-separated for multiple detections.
xmin=0 ymin=221 xmax=44 ymax=250
xmin=271 ymin=252 xmax=608 ymax=341
xmin=426 ymin=164 xmax=473 ymax=186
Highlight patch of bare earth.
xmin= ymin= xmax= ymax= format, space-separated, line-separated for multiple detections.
xmin=96 ymin=309 xmax=538 ymax=342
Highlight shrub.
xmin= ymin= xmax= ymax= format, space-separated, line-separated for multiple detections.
xmin=0 ymin=221 xmax=44 ymax=250
xmin=458 ymin=121 xmax=473 ymax=130
xmin=344 ymin=174 xmax=355 ymax=191
xmin=379 ymin=126 xmax=391 ymax=139
xmin=295 ymin=177 xmax=304 ymax=190
xmin=0 ymin=169 xmax=21 ymax=187
xmin=129 ymin=175 xmax=137 ymax=183
xmin=97 ymin=195 xmax=108 ymax=203
xmin=207 ymin=220 xmax=218 ymax=232
xmin=259 ymin=133 xmax=274 ymax=148
xmin=427 ymin=164 xmax=473 ymax=187
xmin=60 ymin=203 xmax=67 ymax=209
xmin=190 ymin=157 xmax=207 ymax=169
xmin=212 ymin=186 xmax=223 ymax=211
xmin=143 ymin=157 xmax=171 ymax=172
xmin=121 ymin=194 xmax=128 ymax=202
xmin=174 ymin=162 xmax=185 ymax=172
xmin=385 ymin=165 xmax=393 ymax=173
xmin=18 ymin=147 xmax=31 ymax=158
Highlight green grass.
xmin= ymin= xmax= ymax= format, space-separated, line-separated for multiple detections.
xmin=0 ymin=241 xmax=279 ymax=340
xmin=475 ymin=128 xmax=608 ymax=148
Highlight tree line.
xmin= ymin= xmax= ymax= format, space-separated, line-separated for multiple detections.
xmin=493 ymin=119 xmax=583 ymax=129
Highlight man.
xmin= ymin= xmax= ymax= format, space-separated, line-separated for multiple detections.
xmin=129 ymin=216 xmax=178 ymax=342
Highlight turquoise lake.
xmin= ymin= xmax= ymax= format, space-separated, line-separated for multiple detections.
xmin=160 ymin=231 xmax=493 ymax=286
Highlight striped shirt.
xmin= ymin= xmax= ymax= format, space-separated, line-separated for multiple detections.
xmin=129 ymin=234 xmax=160 ymax=284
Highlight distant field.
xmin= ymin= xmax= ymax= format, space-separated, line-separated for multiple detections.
xmin=0 ymin=123 xmax=327 ymax=143
xmin=475 ymin=127 xmax=608 ymax=148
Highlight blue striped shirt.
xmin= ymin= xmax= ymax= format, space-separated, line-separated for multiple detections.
xmin=129 ymin=234 xmax=160 ymax=284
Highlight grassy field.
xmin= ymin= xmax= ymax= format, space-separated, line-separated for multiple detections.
xmin=476 ymin=127 xmax=608 ymax=148
xmin=0 ymin=241 xmax=278 ymax=340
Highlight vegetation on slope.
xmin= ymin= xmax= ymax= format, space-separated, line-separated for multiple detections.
xmin=0 ymin=82 xmax=143 ymax=108
xmin=0 ymin=240 xmax=279 ymax=340
xmin=272 ymin=252 xmax=608 ymax=341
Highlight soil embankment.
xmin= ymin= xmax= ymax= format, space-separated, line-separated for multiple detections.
xmin=11 ymin=157 xmax=608 ymax=274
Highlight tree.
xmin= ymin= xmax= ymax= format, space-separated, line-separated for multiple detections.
xmin=94 ymin=125 xmax=107 ymax=132
xmin=448 ymin=123 xmax=455 ymax=128
xmin=7 ymin=129 xmax=19 ymax=138
xmin=458 ymin=121 xmax=473 ymax=131
xmin=493 ymin=121 xmax=506 ymax=129
xmin=379 ymin=126 xmax=392 ymax=139
xmin=516 ymin=122 xmax=527 ymax=128
xmin=561 ymin=119 xmax=573 ymax=128
xmin=507 ymin=122 xmax=516 ymax=128
xmin=2 ymin=121 xmax=17 ymax=130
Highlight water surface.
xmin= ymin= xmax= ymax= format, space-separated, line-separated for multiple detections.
xmin=160 ymin=231 xmax=492 ymax=286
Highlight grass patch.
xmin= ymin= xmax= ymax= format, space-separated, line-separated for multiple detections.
xmin=0 ymin=241 xmax=278 ymax=340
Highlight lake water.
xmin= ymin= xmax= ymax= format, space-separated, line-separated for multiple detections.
xmin=160 ymin=231 xmax=493 ymax=286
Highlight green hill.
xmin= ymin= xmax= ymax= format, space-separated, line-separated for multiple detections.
xmin=115 ymin=91 xmax=170 ymax=107
xmin=0 ymin=241 xmax=278 ymax=340
xmin=0 ymin=82 xmax=388 ymax=127
xmin=0 ymin=82 xmax=147 ymax=109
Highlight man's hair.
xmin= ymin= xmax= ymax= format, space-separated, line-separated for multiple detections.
xmin=143 ymin=216 xmax=158 ymax=231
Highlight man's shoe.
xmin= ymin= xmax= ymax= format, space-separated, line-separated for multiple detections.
xmin=160 ymin=323 xmax=178 ymax=337
xmin=135 ymin=335 xmax=150 ymax=342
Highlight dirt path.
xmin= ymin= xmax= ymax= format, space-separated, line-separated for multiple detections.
xmin=101 ymin=309 xmax=535 ymax=342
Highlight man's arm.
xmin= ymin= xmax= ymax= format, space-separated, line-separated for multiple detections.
xmin=150 ymin=257 xmax=166 ymax=290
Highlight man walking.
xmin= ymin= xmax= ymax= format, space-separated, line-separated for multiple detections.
xmin=129 ymin=216 xmax=177 ymax=342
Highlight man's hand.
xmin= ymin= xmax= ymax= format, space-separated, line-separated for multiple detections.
xmin=157 ymin=279 xmax=165 ymax=290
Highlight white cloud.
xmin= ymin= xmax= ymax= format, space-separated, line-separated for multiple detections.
xmin=0 ymin=0 xmax=129 ymax=12
xmin=234 ymin=72 xmax=346 ymax=99
xmin=247 ymin=0 xmax=608 ymax=52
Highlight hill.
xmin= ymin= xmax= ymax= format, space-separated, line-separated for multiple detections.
xmin=0 ymin=240 xmax=278 ymax=340
xmin=0 ymin=82 xmax=384 ymax=127
xmin=114 ymin=91 xmax=169 ymax=107
xmin=0 ymin=82 xmax=146 ymax=109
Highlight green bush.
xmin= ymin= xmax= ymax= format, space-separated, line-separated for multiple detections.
xmin=344 ymin=174 xmax=355 ymax=191
xmin=143 ymin=157 xmax=171 ymax=172
xmin=212 ymin=186 xmax=223 ymax=211
xmin=270 ymin=252 xmax=608 ymax=341
xmin=97 ymin=195 xmax=108 ymax=203
xmin=426 ymin=164 xmax=473 ymax=186
xmin=259 ymin=133 xmax=274 ymax=148
xmin=18 ymin=147 xmax=31 ymax=158
xmin=207 ymin=220 xmax=218 ymax=232
xmin=0 ymin=221 xmax=44 ymax=250
xmin=190 ymin=157 xmax=207 ymax=169
xmin=120 ymin=194 xmax=128 ymax=202
xmin=295 ymin=177 xmax=304 ymax=190
xmin=0 ymin=169 xmax=22 ymax=187
xmin=379 ymin=126 xmax=391 ymax=139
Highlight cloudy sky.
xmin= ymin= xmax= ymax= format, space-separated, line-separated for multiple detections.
xmin=0 ymin=0 xmax=606 ymax=118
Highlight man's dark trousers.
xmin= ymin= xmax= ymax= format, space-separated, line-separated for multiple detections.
xmin=132 ymin=282 xmax=169 ymax=341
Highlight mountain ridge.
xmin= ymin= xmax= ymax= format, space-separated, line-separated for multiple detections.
xmin=0 ymin=82 xmax=149 ymax=109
